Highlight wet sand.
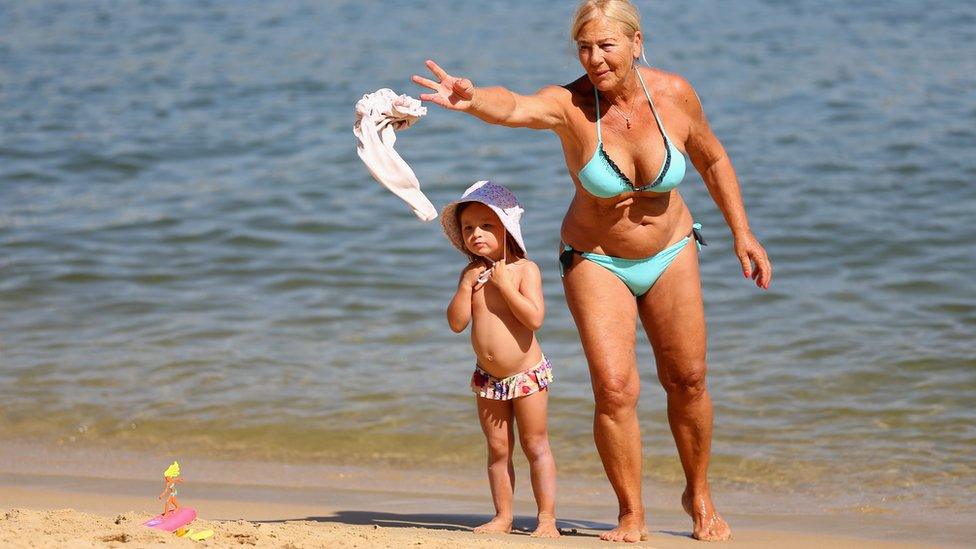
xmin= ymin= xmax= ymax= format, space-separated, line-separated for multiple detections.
xmin=0 ymin=471 xmax=970 ymax=548
xmin=0 ymin=441 xmax=972 ymax=547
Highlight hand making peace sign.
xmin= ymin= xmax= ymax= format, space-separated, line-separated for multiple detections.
xmin=411 ymin=59 xmax=475 ymax=111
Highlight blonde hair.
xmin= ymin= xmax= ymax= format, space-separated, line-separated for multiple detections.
xmin=570 ymin=0 xmax=643 ymax=41
xmin=163 ymin=461 xmax=180 ymax=478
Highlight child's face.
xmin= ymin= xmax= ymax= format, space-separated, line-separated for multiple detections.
xmin=459 ymin=203 xmax=506 ymax=260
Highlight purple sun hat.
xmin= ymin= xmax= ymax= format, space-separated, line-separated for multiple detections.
xmin=441 ymin=180 xmax=526 ymax=259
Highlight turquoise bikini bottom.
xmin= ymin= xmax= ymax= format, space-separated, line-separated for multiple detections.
xmin=559 ymin=223 xmax=705 ymax=297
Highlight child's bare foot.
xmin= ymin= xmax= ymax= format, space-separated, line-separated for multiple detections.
xmin=473 ymin=514 xmax=513 ymax=534
xmin=530 ymin=512 xmax=560 ymax=538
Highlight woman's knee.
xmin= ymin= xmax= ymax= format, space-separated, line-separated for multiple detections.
xmin=659 ymin=361 xmax=708 ymax=399
xmin=592 ymin=374 xmax=640 ymax=415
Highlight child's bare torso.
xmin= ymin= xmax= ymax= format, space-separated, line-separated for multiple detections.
xmin=470 ymin=259 xmax=543 ymax=378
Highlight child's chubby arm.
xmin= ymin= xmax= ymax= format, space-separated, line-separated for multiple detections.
xmin=491 ymin=259 xmax=545 ymax=331
xmin=447 ymin=261 xmax=487 ymax=333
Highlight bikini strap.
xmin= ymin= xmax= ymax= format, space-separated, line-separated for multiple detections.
xmin=592 ymin=86 xmax=602 ymax=143
xmin=634 ymin=68 xmax=668 ymax=139
xmin=559 ymin=243 xmax=582 ymax=277
xmin=690 ymin=222 xmax=706 ymax=251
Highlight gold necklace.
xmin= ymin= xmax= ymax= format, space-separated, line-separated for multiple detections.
xmin=608 ymin=77 xmax=640 ymax=129
xmin=612 ymin=100 xmax=637 ymax=129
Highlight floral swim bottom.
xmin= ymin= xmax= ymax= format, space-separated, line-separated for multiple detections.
xmin=470 ymin=356 xmax=553 ymax=400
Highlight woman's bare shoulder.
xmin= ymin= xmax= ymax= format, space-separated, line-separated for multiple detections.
xmin=641 ymin=66 xmax=702 ymax=116
xmin=563 ymin=74 xmax=593 ymax=96
xmin=557 ymin=75 xmax=599 ymax=117
xmin=531 ymin=76 xmax=589 ymax=108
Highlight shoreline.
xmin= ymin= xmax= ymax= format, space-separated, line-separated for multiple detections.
xmin=0 ymin=473 xmax=967 ymax=548
xmin=1 ymin=441 xmax=973 ymax=547
xmin=2 ymin=473 xmax=969 ymax=548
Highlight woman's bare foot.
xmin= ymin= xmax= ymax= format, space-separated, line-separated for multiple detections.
xmin=530 ymin=512 xmax=560 ymax=538
xmin=599 ymin=511 xmax=648 ymax=543
xmin=473 ymin=514 xmax=513 ymax=534
xmin=682 ymin=489 xmax=732 ymax=541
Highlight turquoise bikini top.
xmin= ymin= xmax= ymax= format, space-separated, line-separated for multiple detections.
xmin=578 ymin=69 xmax=686 ymax=198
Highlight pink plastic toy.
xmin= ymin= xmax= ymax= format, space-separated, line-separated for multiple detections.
xmin=143 ymin=507 xmax=197 ymax=532
xmin=143 ymin=461 xmax=196 ymax=533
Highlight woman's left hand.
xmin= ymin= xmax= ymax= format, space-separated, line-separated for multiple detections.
xmin=734 ymin=231 xmax=772 ymax=289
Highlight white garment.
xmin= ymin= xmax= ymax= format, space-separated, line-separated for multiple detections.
xmin=353 ymin=88 xmax=437 ymax=221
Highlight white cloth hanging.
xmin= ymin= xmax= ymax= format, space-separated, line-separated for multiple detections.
xmin=353 ymin=88 xmax=437 ymax=221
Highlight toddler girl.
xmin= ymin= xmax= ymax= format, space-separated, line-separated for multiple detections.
xmin=442 ymin=180 xmax=559 ymax=538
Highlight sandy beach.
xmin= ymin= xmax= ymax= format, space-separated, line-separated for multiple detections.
xmin=1 ymin=442 xmax=971 ymax=548
xmin=1 ymin=483 xmax=965 ymax=549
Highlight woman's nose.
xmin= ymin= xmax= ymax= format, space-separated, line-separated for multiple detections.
xmin=588 ymin=49 xmax=604 ymax=66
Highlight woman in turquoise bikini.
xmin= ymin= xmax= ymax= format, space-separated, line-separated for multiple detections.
xmin=414 ymin=0 xmax=771 ymax=542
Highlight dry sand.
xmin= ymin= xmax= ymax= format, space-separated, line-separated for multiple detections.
xmin=0 ymin=481 xmax=966 ymax=548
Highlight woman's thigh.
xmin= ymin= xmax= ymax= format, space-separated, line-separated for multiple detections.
xmin=637 ymin=241 xmax=707 ymax=386
xmin=562 ymin=254 xmax=640 ymax=394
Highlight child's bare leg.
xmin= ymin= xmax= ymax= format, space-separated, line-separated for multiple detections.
xmin=474 ymin=396 xmax=515 ymax=534
xmin=513 ymin=389 xmax=559 ymax=538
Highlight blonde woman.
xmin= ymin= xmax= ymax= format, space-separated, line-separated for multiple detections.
xmin=415 ymin=0 xmax=770 ymax=542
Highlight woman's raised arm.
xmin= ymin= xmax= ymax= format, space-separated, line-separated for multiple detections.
xmin=412 ymin=59 xmax=566 ymax=130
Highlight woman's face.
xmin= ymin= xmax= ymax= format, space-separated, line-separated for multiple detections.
xmin=576 ymin=17 xmax=641 ymax=92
